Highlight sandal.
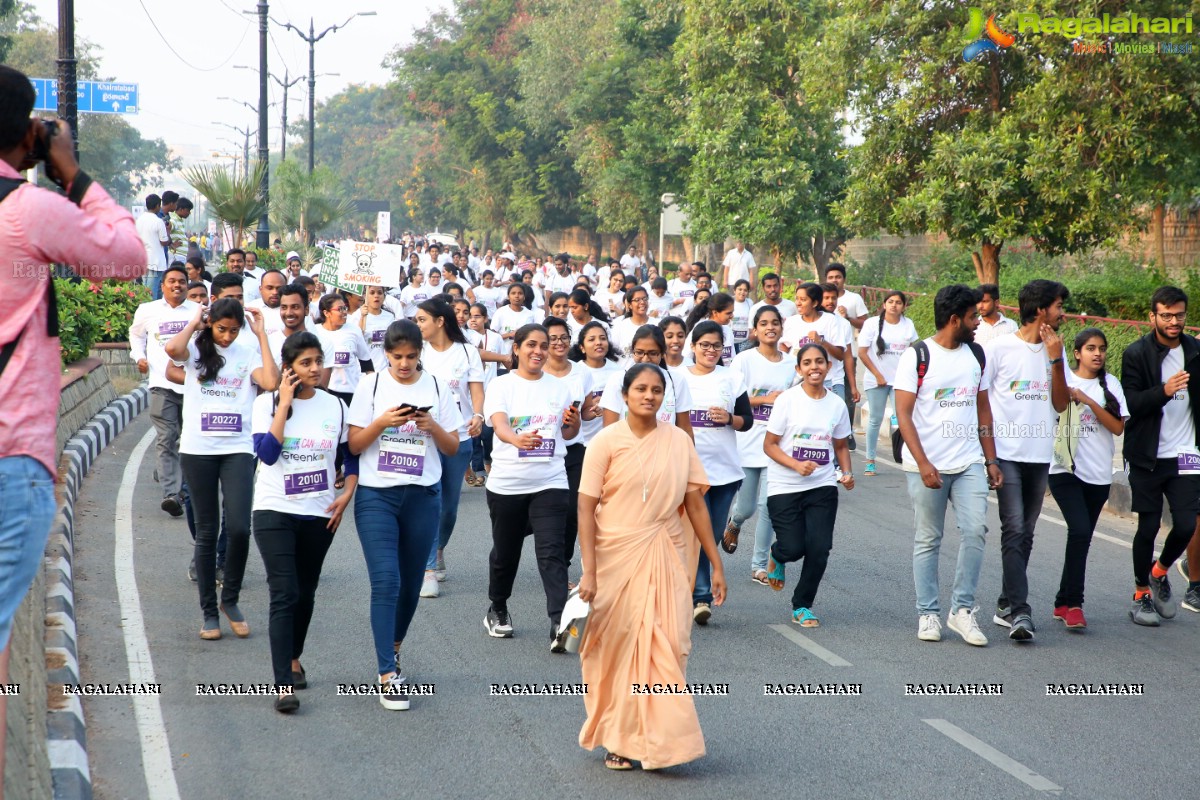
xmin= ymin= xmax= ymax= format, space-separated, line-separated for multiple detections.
xmin=751 ymin=570 xmax=769 ymax=586
xmin=334 ymin=468 xmax=345 ymax=490
xmin=721 ymin=521 xmax=740 ymax=554
xmin=766 ymin=556 xmax=785 ymax=591
xmin=605 ymin=753 xmax=634 ymax=771
xmin=792 ymin=607 xmax=820 ymax=627
xmin=465 ymin=468 xmax=478 ymax=486
xmin=864 ymin=461 xmax=876 ymax=476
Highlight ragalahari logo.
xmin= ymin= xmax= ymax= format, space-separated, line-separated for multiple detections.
xmin=963 ymin=7 xmax=1016 ymax=61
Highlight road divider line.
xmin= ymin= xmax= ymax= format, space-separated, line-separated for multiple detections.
xmin=116 ymin=429 xmax=181 ymax=800
xmin=924 ymin=718 xmax=1062 ymax=793
xmin=863 ymin=454 xmax=1135 ymax=550
xmin=768 ymin=624 xmax=852 ymax=666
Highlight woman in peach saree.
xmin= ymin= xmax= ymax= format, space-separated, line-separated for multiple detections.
xmin=576 ymin=363 xmax=728 ymax=771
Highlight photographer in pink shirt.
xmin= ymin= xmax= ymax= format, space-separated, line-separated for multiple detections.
xmin=0 ymin=66 xmax=145 ymax=792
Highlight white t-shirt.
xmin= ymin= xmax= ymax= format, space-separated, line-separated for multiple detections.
xmin=732 ymin=348 xmax=798 ymax=469
xmin=731 ymin=299 xmax=753 ymax=342
xmin=546 ymin=271 xmax=576 ymax=297
xmin=471 ymin=284 xmax=505 ymax=317
xmin=546 ymin=361 xmax=593 ymax=446
xmin=751 ymin=298 xmax=797 ymax=321
xmin=594 ymin=289 xmax=625 ymax=320
xmin=483 ymin=372 xmax=579 ymax=494
xmin=136 ymin=212 xmax=168 ymax=271
xmin=974 ymin=315 xmax=1018 ymax=347
xmin=475 ymin=328 xmax=504 ymax=386
xmin=400 ymin=285 xmax=434 ymax=318
xmin=600 ymin=365 xmax=694 ymax=425
xmin=348 ymin=370 xmax=462 ymax=489
xmin=129 ymin=299 xmax=198 ymax=392
xmin=721 ymin=248 xmax=756 ymax=286
xmin=180 ymin=338 xmax=264 ymax=456
xmin=246 ymin=300 xmax=284 ymax=338
xmin=894 ymin=339 xmax=993 ymax=473
xmin=1159 ymin=345 xmax=1194 ymax=459
xmin=421 ymin=341 xmax=485 ymax=440
xmin=765 ymin=386 xmax=851 ymax=494
xmin=683 ymin=366 xmax=746 ymax=487
xmin=857 ymin=315 xmax=919 ymax=389
xmin=619 ymin=254 xmax=642 ymax=274
xmin=1050 ymin=372 xmax=1128 ymax=485
xmin=251 ymin=390 xmax=349 ymax=517
xmin=566 ymin=314 xmax=609 ymax=344
xmin=834 ymin=289 xmax=869 ymax=321
xmin=314 ymin=325 xmax=373 ymax=394
xmin=647 ymin=291 xmax=674 ymax=319
xmin=348 ymin=308 xmax=396 ymax=372
xmin=780 ymin=312 xmax=852 ymax=383
xmin=490 ymin=305 xmax=537 ymax=355
xmin=668 ymin=279 xmax=697 ymax=316
xmin=580 ymin=361 xmax=622 ymax=445
xmin=241 ymin=268 xmax=263 ymax=303
xmin=985 ymin=335 xmax=1057 ymax=463
xmin=609 ymin=316 xmax=646 ymax=358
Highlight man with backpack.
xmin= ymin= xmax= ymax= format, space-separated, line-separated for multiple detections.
xmin=894 ymin=284 xmax=1003 ymax=647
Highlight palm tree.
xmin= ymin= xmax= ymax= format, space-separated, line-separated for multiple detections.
xmin=184 ymin=161 xmax=268 ymax=251
xmin=271 ymin=160 xmax=358 ymax=245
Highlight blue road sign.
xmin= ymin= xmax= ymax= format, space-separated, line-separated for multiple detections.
xmin=30 ymin=79 xmax=138 ymax=115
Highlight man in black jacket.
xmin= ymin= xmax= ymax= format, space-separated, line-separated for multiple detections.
xmin=1120 ymin=286 xmax=1200 ymax=626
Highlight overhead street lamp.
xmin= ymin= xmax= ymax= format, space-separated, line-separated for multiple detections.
xmin=217 ymin=122 xmax=254 ymax=179
xmin=236 ymin=64 xmax=305 ymax=161
xmin=272 ymin=10 xmax=376 ymax=173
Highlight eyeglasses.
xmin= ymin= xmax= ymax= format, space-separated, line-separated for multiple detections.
xmin=695 ymin=341 xmax=723 ymax=352
xmin=631 ymin=349 xmax=662 ymax=359
xmin=548 ymin=335 xmax=571 ymax=344
xmin=1157 ymin=312 xmax=1187 ymax=322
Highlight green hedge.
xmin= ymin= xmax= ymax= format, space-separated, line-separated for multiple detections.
xmin=56 ymin=279 xmax=152 ymax=367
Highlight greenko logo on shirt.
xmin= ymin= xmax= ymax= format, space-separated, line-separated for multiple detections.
xmin=1008 ymin=380 xmax=1049 ymax=400
xmin=933 ymin=386 xmax=978 ymax=407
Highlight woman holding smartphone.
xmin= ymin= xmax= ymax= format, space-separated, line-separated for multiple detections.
xmin=482 ymin=324 xmax=582 ymax=649
xmin=347 ymin=320 xmax=462 ymax=709
xmin=251 ymin=332 xmax=356 ymax=712
xmin=166 ymin=299 xmax=279 ymax=640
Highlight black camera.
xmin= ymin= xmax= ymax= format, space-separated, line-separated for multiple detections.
xmin=29 ymin=119 xmax=59 ymax=163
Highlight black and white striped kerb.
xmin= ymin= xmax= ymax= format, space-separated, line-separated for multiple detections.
xmin=45 ymin=387 xmax=148 ymax=800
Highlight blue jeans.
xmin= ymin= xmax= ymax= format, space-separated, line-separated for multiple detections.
xmin=864 ymin=385 xmax=893 ymax=461
xmin=907 ymin=462 xmax=989 ymax=616
xmin=0 ymin=457 xmax=56 ymax=649
xmin=694 ymin=480 xmax=742 ymax=605
xmin=470 ymin=426 xmax=494 ymax=473
xmin=355 ymin=483 xmax=441 ymax=675
xmin=730 ymin=466 xmax=774 ymax=573
xmin=148 ymin=269 xmax=164 ymax=301
xmin=427 ymin=439 xmax=472 ymax=569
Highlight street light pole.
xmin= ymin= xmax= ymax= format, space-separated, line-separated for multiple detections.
xmin=57 ymin=0 xmax=78 ymax=160
xmin=256 ymin=0 xmax=270 ymax=250
xmin=275 ymin=70 xmax=303 ymax=161
xmin=273 ymin=11 xmax=376 ymax=174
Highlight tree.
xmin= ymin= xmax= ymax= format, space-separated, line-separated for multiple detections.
xmin=270 ymin=159 xmax=357 ymax=243
xmin=813 ymin=0 xmax=1200 ymax=284
xmin=676 ymin=0 xmax=849 ymax=278
xmin=185 ymin=161 xmax=267 ymax=249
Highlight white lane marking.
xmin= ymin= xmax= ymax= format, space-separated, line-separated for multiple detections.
xmin=115 ymin=429 xmax=181 ymax=800
xmin=924 ymin=718 xmax=1062 ymax=793
xmin=768 ymin=624 xmax=852 ymax=666
xmin=865 ymin=455 xmax=1135 ymax=549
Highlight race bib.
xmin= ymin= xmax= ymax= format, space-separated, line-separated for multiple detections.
xmin=370 ymin=329 xmax=385 ymax=344
xmin=378 ymin=433 xmax=427 ymax=476
xmin=680 ymin=290 xmax=694 ymax=299
xmin=200 ymin=406 xmax=242 ymax=436
xmin=791 ymin=436 xmax=830 ymax=465
xmin=752 ymin=403 xmax=773 ymax=422
xmin=158 ymin=320 xmax=187 ymax=338
xmin=334 ymin=351 xmax=351 ymax=366
xmin=519 ymin=426 xmax=557 ymax=459
xmin=1179 ymin=447 xmax=1200 ymax=474
xmin=283 ymin=456 xmax=329 ymax=496
xmin=722 ymin=345 xmax=733 ymax=362
xmin=733 ymin=328 xmax=749 ymax=341
xmin=689 ymin=409 xmax=723 ymax=428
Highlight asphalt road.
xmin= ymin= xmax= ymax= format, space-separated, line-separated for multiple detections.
xmin=71 ymin=415 xmax=1200 ymax=800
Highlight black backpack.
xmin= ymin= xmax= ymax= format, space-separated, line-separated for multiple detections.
xmin=891 ymin=340 xmax=986 ymax=463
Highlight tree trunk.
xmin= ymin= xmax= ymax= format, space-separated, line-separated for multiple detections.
xmin=589 ymin=231 xmax=603 ymax=261
xmin=512 ymin=231 xmax=553 ymax=259
xmin=812 ymin=234 xmax=846 ymax=283
xmin=681 ymin=236 xmax=695 ymax=265
xmin=482 ymin=229 xmax=493 ymax=252
xmin=1151 ymin=203 xmax=1166 ymax=269
xmin=971 ymin=240 xmax=1002 ymax=285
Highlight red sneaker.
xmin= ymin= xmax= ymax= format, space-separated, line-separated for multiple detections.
xmin=1062 ymin=607 xmax=1086 ymax=629
xmin=1052 ymin=605 xmax=1068 ymax=622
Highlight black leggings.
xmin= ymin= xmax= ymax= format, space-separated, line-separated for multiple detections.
xmin=564 ymin=444 xmax=586 ymax=569
xmin=486 ymin=488 xmax=569 ymax=626
xmin=1046 ymin=473 xmax=1110 ymax=607
xmin=252 ymin=510 xmax=335 ymax=687
xmin=1128 ymin=459 xmax=1199 ymax=587
xmin=180 ymin=452 xmax=255 ymax=619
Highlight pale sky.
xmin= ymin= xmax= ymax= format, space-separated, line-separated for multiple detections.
xmin=29 ymin=0 xmax=444 ymax=164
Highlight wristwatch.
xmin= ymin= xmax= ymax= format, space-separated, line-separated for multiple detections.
xmin=984 ymin=459 xmax=1000 ymax=467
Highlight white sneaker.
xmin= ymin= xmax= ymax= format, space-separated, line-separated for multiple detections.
xmin=379 ymin=672 xmax=410 ymax=711
xmin=947 ymin=607 xmax=988 ymax=646
xmin=420 ymin=572 xmax=440 ymax=598
xmin=917 ymin=614 xmax=942 ymax=641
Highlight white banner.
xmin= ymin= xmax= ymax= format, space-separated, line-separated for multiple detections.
xmin=377 ymin=211 xmax=391 ymax=242
xmin=337 ymin=240 xmax=406 ymax=289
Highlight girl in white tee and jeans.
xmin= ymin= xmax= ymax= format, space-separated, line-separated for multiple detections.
xmin=251 ymin=331 xmax=357 ymax=712
xmin=166 ymin=299 xmax=279 ymax=641
xmin=1047 ymin=329 xmax=1128 ymax=629
xmin=763 ymin=343 xmax=854 ymax=628
xmin=347 ymin=320 xmax=462 ymax=709
xmin=315 ymin=293 xmax=373 ymax=407
xmin=857 ymin=291 xmax=919 ymax=475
